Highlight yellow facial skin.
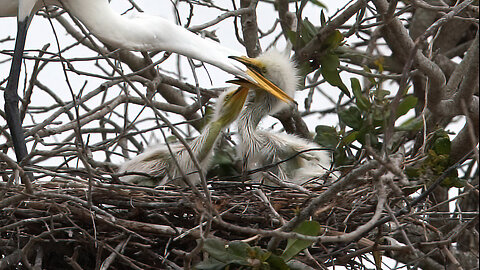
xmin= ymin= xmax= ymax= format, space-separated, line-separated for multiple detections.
xmin=228 ymin=56 xmax=295 ymax=104
xmin=217 ymin=86 xmax=249 ymax=126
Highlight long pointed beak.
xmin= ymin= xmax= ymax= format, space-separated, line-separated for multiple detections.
xmin=228 ymin=86 xmax=249 ymax=108
xmin=225 ymin=78 xmax=255 ymax=88
xmin=219 ymin=86 xmax=250 ymax=125
xmin=229 ymin=56 xmax=295 ymax=104
xmin=229 ymin=56 xmax=265 ymax=74
xmin=227 ymin=58 xmax=253 ymax=80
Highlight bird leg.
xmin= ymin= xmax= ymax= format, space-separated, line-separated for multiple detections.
xmin=5 ymin=19 xmax=30 ymax=162
xmin=4 ymin=18 xmax=34 ymax=187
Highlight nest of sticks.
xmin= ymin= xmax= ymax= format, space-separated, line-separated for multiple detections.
xmin=0 ymin=169 xmax=386 ymax=269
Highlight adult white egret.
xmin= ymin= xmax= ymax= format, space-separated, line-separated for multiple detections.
xmin=118 ymin=86 xmax=248 ymax=187
xmin=1 ymin=0 xmax=246 ymax=75
xmin=230 ymin=50 xmax=332 ymax=184
xmin=0 ymin=0 xmax=284 ymax=165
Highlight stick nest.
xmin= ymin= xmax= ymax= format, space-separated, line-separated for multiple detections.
xmin=0 ymin=175 xmax=379 ymax=269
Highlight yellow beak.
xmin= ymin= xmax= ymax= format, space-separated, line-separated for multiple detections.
xmin=228 ymin=56 xmax=295 ymax=104
xmin=218 ymin=86 xmax=250 ymax=126
xmin=227 ymin=85 xmax=249 ymax=109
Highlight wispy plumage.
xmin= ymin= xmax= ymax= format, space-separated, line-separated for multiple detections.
xmin=233 ymin=50 xmax=333 ymax=184
xmin=118 ymin=87 xmax=249 ymax=186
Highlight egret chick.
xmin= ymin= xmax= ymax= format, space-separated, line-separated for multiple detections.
xmin=231 ymin=50 xmax=332 ymax=184
xmin=118 ymin=86 xmax=249 ymax=186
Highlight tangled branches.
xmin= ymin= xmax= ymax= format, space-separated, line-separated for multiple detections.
xmin=0 ymin=0 xmax=478 ymax=269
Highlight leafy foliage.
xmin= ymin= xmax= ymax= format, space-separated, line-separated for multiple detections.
xmin=405 ymin=130 xmax=464 ymax=189
xmin=196 ymin=221 xmax=321 ymax=269
xmin=207 ymin=144 xmax=240 ymax=178
xmin=286 ymin=17 xmax=348 ymax=96
xmin=281 ymin=221 xmax=321 ymax=262
xmin=308 ymin=0 xmax=327 ymax=9
xmin=320 ymin=54 xmax=349 ymax=96
xmin=315 ymin=75 xmax=419 ymax=167
xmin=195 ymin=239 xmax=289 ymax=270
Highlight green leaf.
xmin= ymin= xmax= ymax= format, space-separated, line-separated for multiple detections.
xmin=266 ymin=254 xmax=290 ymax=270
xmin=434 ymin=137 xmax=451 ymax=156
xmin=253 ymin=246 xmax=271 ymax=262
xmin=202 ymin=239 xmax=253 ymax=266
xmin=285 ymin=30 xmax=301 ymax=48
xmin=198 ymin=239 xmax=291 ymax=269
xmin=369 ymin=133 xmax=381 ymax=149
xmin=396 ymin=96 xmax=418 ymax=118
xmin=351 ymin=78 xmax=370 ymax=111
xmin=202 ymin=239 xmax=231 ymax=262
xmin=363 ymin=66 xmax=377 ymax=85
xmin=372 ymin=109 xmax=386 ymax=128
xmin=301 ymin=18 xmax=317 ymax=42
xmin=441 ymin=175 xmax=465 ymax=188
xmin=338 ymin=107 xmax=363 ymax=130
xmin=208 ymin=147 xmax=239 ymax=178
xmin=320 ymin=10 xmax=326 ymax=27
xmin=405 ymin=167 xmax=420 ymax=178
xmin=281 ymin=221 xmax=320 ymax=261
xmin=308 ymin=0 xmax=327 ymax=9
xmin=320 ymin=54 xmax=349 ymax=96
xmin=321 ymin=52 xmax=339 ymax=70
xmin=374 ymin=57 xmax=384 ymax=73
xmin=195 ymin=259 xmax=227 ymax=270
xmin=397 ymin=117 xmax=423 ymax=131
xmin=322 ymin=30 xmax=344 ymax=52
xmin=342 ymin=131 xmax=359 ymax=146
xmin=355 ymin=130 xmax=380 ymax=148
xmin=374 ymin=89 xmax=390 ymax=100
xmin=166 ymin=135 xmax=178 ymax=144
xmin=297 ymin=61 xmax=315 ymax=82
xmin=334 ymin=147 xmax=353 ymax=166
xmin=314 ymin=125 xmax=339 ymax=148
xmin=227 ymin=241 xmax=250 ymax=259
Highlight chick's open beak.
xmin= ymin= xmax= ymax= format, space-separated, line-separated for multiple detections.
xmin=229 ymin=56 xmax=295 ymax=104
xmin=227 ymin=85 xmax=249 ymax=110
xmin=219 ymin=86 xmax=249 ymax=125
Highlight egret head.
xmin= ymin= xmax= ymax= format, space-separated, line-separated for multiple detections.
xmin=214 ymin=86 xmax=250 ymax=126
xmin=229 ymin=49 xmax=298 ymax=103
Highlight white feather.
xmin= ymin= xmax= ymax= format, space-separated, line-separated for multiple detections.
xmin=119 ymin=87 xmax=240 ymax=186
xmin=238 ymin=49 xmax=333 ymax=184
xmin=1 ymin=0 xmax=246 ymax=76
